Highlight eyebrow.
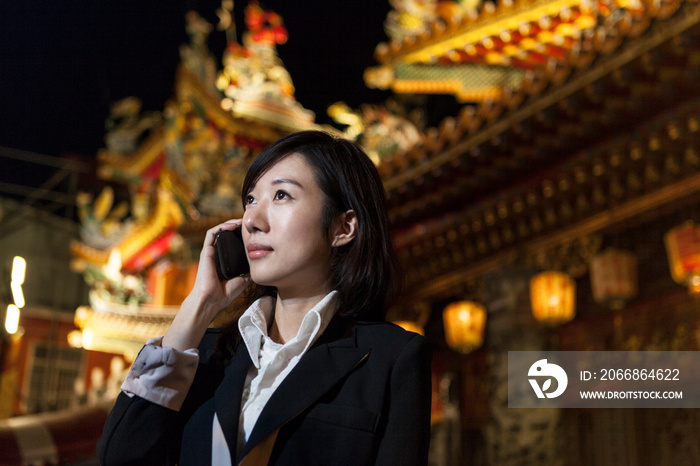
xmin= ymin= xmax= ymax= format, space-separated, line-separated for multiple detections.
xmin=272 ymin=178 xmax=304 ymax=188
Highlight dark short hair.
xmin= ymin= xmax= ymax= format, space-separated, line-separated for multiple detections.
xmin=241 ymin=130 xmax=401 ymax=321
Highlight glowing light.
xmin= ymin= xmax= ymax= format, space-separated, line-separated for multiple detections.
xmin=443 ymin=301 xmax=487 ymax=353
xmin=104 ymin=249 xmax=123 ymax=282
xmin=693 ymin=275 xmax=700 ymax=288
xmin=75 ymin=306 xmax=89 ymax=322
xmin=5 ymin=304 xmax=20 ymax=334
xmin=530 ymin=271 xmax=576 ymax=326
xmin=215 ymin=75 xmax=229 ymax=91
xmin=11 ymin=256 xmax=26 ymax=284
xmin=67 ymin=330 xmax=83 ymax=348
xmin=221 ymin=98 xmax=234 ymax=111
xmin=665 ymin=223 xmax=700 ymax=294
xmin=82 ymin=329 xmax=93 ymax=350
xmin=11 ymin=282 xmax=25 ymax=308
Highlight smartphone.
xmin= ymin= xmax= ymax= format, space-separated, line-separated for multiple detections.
xmin=214 ymin=226 xmax=249 ymax=279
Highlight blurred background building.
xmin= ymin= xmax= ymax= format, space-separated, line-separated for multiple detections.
xmin=2 ymin=0 xmax=700 ymax=464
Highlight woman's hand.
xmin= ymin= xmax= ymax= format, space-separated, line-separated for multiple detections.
xmin=189 ymin=219 xmax=250 ymax=313
xmin=163 ymin=219 xmax=250 ymax=351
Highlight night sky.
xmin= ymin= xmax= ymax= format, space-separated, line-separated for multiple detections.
xmin=0 ymin=0 xmax=394 ymax=190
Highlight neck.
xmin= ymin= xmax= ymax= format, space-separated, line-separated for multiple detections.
xmin=268 ymin=290 xmax=330 ymax=344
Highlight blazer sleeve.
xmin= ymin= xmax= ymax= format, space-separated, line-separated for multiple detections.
xmin=97 ymin=391 xmax=185 ymax=466
xmin=375 ymin=333 xmax=432 ymax=466
xmin=97 ymin=330 xmax=224 ymax=465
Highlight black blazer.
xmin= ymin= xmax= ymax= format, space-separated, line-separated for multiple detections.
xmin=97 ymin=316 xmax=432 ymax=465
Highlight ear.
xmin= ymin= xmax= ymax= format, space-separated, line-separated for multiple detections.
xmin=331 ymin=210 xmax=358 ymax=247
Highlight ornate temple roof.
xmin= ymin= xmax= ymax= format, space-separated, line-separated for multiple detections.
xmin=365 ymin=0 xmax=688 ymax=101
xmin=371 ymin=0 xmax=700 ymax=308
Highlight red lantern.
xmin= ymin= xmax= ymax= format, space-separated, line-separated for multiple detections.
xmin=530 ymin=271 xmax=576 ymax=326
xmin=665 ymin=222 xmax=700 ymax=293
xmin=443 ymin=301 xmax=486 ymax=353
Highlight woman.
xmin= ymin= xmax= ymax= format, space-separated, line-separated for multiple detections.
xmin=97 ymin=131 xmax=432 ymax=465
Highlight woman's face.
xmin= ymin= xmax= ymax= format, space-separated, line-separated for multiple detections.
xmin=242 ymin=153 xmax=333 ymax=297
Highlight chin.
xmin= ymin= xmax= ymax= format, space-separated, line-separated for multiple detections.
xmin=249 ymin=270 xmax=276 ymax=288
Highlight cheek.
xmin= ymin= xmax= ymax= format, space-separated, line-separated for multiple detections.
xmin=288 ymin=222 xmax=332 ymax=257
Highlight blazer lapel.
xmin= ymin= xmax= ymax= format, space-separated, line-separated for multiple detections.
xmin=239 ymin=321 xmax=370 ymax=459
xmin=215 ymin=348 xmax=253 ymax=461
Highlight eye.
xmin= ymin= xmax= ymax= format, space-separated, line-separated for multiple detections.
xmin=244 ymin=194 xmax=255 ymax=206
xmin=274 ymin=190 xmax=292 ymax=201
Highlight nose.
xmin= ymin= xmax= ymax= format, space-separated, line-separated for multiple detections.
xmin=243 ymin=200 xmax=270 ymax=235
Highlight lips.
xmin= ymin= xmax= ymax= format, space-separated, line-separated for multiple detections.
xmin=247 ymin=243 xmax=273 ymax=259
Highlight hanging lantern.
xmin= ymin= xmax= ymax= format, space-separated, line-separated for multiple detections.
xmin=664 ymin=222 xmax=700 ymax=293
xmin=443 ymin=301 xmax=486 ymax=353
xmin=530 ymin=271 xmax=576 ymax=326
xmin=590 ymin=249 xmax=638 ymax=309
xmin=393 ymin=320 xmax=425 ymax=335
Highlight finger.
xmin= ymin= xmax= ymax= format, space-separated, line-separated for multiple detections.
xmin=204 ymin=219 xmax=243 ymax=246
